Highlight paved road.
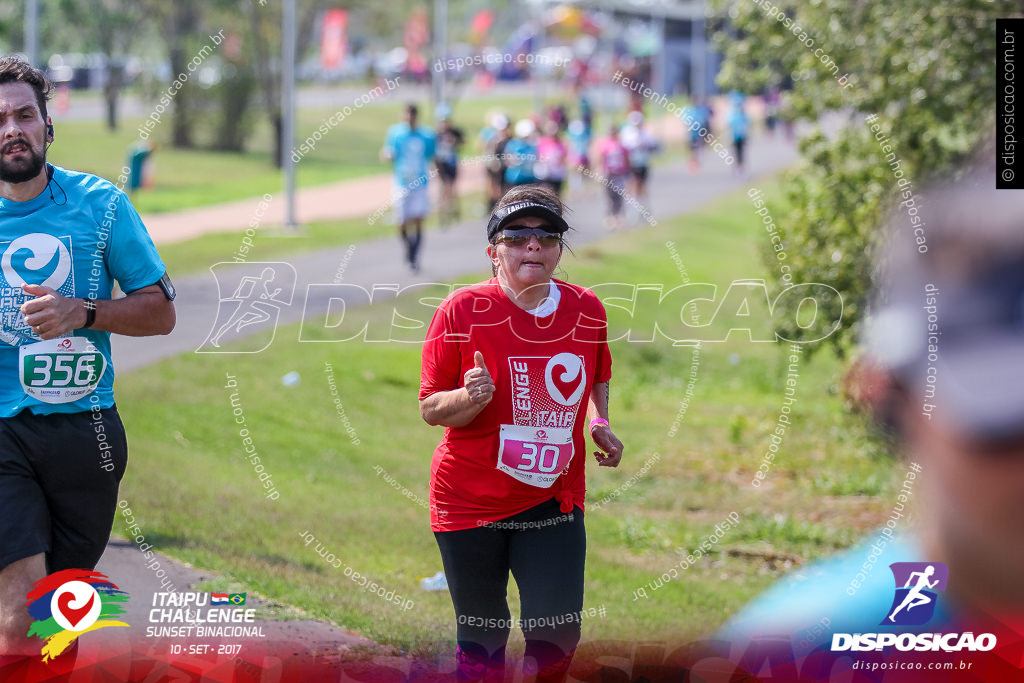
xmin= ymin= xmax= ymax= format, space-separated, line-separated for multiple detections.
xmin=139 ymin=160 xmax=488 ymax=245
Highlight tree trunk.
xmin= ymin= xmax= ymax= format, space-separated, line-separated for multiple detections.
xmin=104 ymin=62 xmax=122 ymax=131
xmin=168 ymin=0 xmax=200 ymax=149
xmin=245 ymin=1 xmax=281 ymax=167
xmin=273 ymin=114 xmax=283 ymax=169
xmin=169 ymin=45 xmax=194 ymax=148
xmin=215 ymin=64 xmax=256 ymax=152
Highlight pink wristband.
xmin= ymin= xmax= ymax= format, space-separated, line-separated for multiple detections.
xmin=589 ymin=418 xmax=610 ymax=433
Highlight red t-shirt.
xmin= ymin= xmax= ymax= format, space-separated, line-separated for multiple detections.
xmin=420 ymin=278 xmax=612 ymax=532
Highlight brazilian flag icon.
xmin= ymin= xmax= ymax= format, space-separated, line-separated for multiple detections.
xmin=229 ymin=593 xmax=246 ymax=605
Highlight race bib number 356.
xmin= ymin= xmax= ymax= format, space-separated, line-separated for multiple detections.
xmin=20 ymin=336 xmax=106 ymax=404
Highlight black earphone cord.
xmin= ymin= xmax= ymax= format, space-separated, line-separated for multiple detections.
xmin=46 ymin=163 xmax=67 ymax=206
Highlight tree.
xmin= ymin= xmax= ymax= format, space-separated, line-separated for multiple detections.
xmin=246 ymin=0 xmax=332 ymax=168
xmin=57 ymin=0 xmax=148 ymax=131
xmin=712 ymin=0 xmax=1015 ymax=355
xmin=145 ymin=0 xmax=246 ymax=150
xmin=164 ymin=0 xmax=203 ymax=148
xmin=243 ymin=0 xmax=283 ymax=166
xmin=246 ymin=0 xmax=458 ymax=167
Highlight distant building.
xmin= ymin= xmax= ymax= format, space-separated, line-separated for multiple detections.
xmin=537 ymin=0 xmax=723 ymax=96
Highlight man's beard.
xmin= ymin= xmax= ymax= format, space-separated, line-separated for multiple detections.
xmin=0 ymin=143 xmax=46 ymax=184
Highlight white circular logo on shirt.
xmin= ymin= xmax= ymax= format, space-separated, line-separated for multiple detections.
xmin=545 ymin=353 xmax=586 ymax=407
xmin=1 ymin=233 xmax=72 ymax=290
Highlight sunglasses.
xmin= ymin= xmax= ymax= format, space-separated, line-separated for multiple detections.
xmin=494 ymin=227 xmax=563 ymax=248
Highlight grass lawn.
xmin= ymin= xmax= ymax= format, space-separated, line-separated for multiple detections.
xmin=112 ymin=181 xmax=897 ymax=658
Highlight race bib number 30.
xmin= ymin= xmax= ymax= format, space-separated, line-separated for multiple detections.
xmin=498 ymin=424 xmax=574 ymax=488
xmin=496 ymin=353 xmax=586 ymax=488
xmin=20 ymin=336 xmax=106 ymax=404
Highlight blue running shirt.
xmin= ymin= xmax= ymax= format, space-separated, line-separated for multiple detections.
xmin=0 ymin=165 xmax=166 ymax=417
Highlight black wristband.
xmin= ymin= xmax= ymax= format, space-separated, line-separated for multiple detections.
xmin=83 ymin=298 xmax=96 ymax=329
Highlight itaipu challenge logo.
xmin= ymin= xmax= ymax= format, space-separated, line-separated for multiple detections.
xmin=26 ymin=569 xmax=129 ymax=661
xmin=883 ymin=562 xmax=949 ymax=626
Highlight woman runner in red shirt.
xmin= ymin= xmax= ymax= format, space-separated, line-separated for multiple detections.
xmin=420 ymin=185 xmax=624 ymax=682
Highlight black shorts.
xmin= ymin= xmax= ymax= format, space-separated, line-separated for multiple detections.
xmin=734 ymin=137 xmax=746 ymax=165
xmin=434 ymin=497 xmax=586 ymax=672
xmin=0 ymin=406 xmax=128 ymax=573
xmin=631 ymin=166 xmax=649 ymax=183
xmin=606 ymin=177 xmax=627 ymax=215
xmin=437 ymin=161 xmax=458 ymax=182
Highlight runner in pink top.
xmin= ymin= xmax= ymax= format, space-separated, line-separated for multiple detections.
xmin=535 ymin=121 xmax=569 ymax=198
xmin=596 ymin=124 xmax=630 ymax=230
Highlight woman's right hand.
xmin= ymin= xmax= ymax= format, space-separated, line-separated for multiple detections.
xmin=464 ymin=351 xmax=495 ymax=407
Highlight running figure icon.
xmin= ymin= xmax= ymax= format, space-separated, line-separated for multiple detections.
xmin=887 ymin=565 xmax=939 ymax=622
xmin=210 ymin=267 xmax=284 ymax=347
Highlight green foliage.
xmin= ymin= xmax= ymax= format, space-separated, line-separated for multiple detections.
xmin=714 ymin=1 xmax=1013 ymax=354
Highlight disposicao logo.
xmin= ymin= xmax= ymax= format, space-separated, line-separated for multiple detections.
xmin=26 ymin=569 xmax=129 ymax=661
xmin=831 ymin=562 xmax=996 ymax=653
xmin=884 ymin=562 xmax=948 ymax=626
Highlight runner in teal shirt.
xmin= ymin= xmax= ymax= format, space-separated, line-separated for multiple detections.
xmin=0 ymin=58 xmax=175 ymax=661
xmin=0 ymin=164 xmax=167 ymax=416
xmin=383 ymin=104 xmax=435 ymax=271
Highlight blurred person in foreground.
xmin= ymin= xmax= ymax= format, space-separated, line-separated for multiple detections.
xmin=720 ymin=156 xmax=1024 ymax=655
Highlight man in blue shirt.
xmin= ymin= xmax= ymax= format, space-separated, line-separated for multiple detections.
xmin=383 ymin=103 xmax=435 ymax=272
xmin=720 ymin=159 xmax=1024 ymax=675
xmin=0 ymin=57 xmax=175 ymax=657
